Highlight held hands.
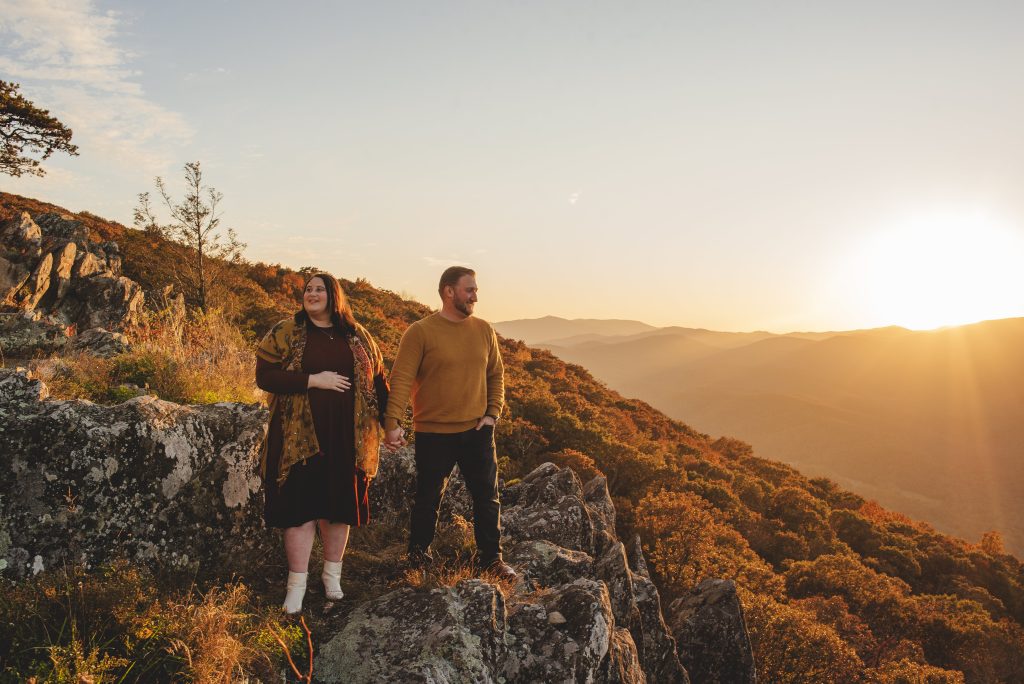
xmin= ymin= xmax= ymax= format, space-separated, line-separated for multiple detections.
xmin=308 ymin=371 xmax=351 ymax=392
xmin=383 ymin=427 xmax=407 ymax=451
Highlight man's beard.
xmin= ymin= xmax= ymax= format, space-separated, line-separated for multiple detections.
xmin=454 ymin=299 xmax=474 ymax=317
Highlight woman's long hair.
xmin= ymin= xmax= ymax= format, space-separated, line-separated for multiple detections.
xmin=294 ymin=272 xmax=357 ymax=333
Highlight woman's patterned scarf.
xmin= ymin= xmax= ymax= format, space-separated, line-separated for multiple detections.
xmin=260 ymin=318 xmax=385 ymax=487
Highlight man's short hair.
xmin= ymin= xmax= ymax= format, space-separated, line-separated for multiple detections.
xmin=438 ymin=266 xmax=476 ymax=297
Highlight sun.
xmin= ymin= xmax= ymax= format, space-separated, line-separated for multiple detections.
xmin=845 ymin=210 xmax=1024 ymax=330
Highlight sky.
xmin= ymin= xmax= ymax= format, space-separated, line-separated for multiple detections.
xmin=3 ymin=0 xmax=1024 ymax=332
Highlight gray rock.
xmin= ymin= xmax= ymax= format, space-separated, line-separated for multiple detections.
xmin=584 ymin=475 xmax=615 ymax=532
xmin=1 ymin=212 xmax=42 ymax=258
xmin=55 ymin=274 xmax=144 ymax=331
xmin=507 ymin=539 xmax=593 ymax=587
xmin=0 ymin=369 xmax=272 ymax=578
xmin=73 ymin=252 xmax=106 ymax=279
xmin=0 ymin=255 xmax=31 ymax=304
xmin=502 ymin=464 xmax=595 ymax=553
xmin=0 ymin=313 xmax=69 ymax=357
xmin=596 ymin=542 xmax=640 ymax=629
xmin=368 ymin=445 xmax=416 ymax=522
xmin=49 ymin=241 xmax=77 ymax=304
xmin=356 ymin=460 xmax=687 ymax=683
xmin=315 ymin=579 xmax=508 ymax=683
xmin=68 ymin=327 xmax=131 ymax=357
xmin=33 ymin=213 xmax=90 ymax=245
xmin=18 ymin=252 xmax=52 ymax=311
xmin=631 ymin=558 xmax=690 ymax=683
xmin=316 ymin=576 xmax=644 ymax=684
xmin=669 ymin=579 xmax=757 ymax=684
xmin=505 ymin=578 xmax=643 ymax=684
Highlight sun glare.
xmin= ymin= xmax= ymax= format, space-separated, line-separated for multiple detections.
xmin=847 ymin=210 xmax=1024 ymax=330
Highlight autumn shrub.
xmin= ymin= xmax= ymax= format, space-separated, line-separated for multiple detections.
xmin=741 ymin=588 xmax=864 ymax=684
xmin=37 ymin=306 xmax=258 ymax=405
xmin=0 ymin=561 xmax=301 ymax=682
xmin=635 ymin=489 xmax=784 ymax=603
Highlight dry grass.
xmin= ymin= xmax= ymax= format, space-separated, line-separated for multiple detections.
xmin=0 ymin=562 xmax=302 ymax=682
xmin=35 ymin=306 xmax=259 ymax=405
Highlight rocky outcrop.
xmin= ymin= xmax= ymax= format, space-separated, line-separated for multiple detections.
xmin=355 ymin=450 xmax=691 ymax=683
xmin=316 ymin=576 xmax=644 ymax=684
xmin=668 ymin=578 xmax=757 ymax=684
xmin=0 ymin=211 xmax=143 ymax=356
xmin=0 ymin=369 xmax=271 ymax=578
xmin=1 ymin=368 xmax=758 ymax=682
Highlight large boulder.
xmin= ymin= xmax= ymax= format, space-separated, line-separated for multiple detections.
xmin=502 ymin=462 xmax=595 ymax=553
xmin=315 ymin=577 xmax=645 ymax=684
xmin=56 ymin=274 xmax=144 ymax=330
xmin=668 ymin=578 xmax=757 ymax=684
xmin=0 ymin=312 xmax=69 ymax=357
xmin=0 ymin=369 xmax=271 ymax=578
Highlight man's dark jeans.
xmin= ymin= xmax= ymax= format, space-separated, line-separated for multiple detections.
xmin=408 ymin=426 xmax=502 ymax=563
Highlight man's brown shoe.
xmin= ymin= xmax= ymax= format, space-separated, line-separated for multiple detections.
xmin=485 ymin=560 xmax=518 ymax=581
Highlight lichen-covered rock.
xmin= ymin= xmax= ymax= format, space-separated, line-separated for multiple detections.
xmin=317 ymin=576 xmax=644 ymax=684
xmin=0 ymin=369 xmax=271 ymax=578
xmin=68 ymin=327 xmax=131 ymax=357
xmin=341 ymin=460 xmax=688 ymax=683
xmin=502 ymin=463 xmax=595 ymax=554
xmin=0 ymin=312 xmax=69 ymax=356
xmin=669 ymin=578 xmax=757 ymax=684
xmin=316 ymin=579 xmax=508 ymax=683
xmin=507 ymin=539 xmax=593 ymax=588
xmin=73 ymin=251 xmax=105 ymax=279
xmin=33 ymin=212 xmax=90 ymax=245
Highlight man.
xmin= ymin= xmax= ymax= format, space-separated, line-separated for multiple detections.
xmin=384 ymin=266 xmax=516 ymax=580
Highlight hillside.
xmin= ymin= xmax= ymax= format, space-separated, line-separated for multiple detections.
xmin=3 ymin=193 xmax=1024 ymax=682
xmin=509 ymin=316 xmax=1024 ymax=557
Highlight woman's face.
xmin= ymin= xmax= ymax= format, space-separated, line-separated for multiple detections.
xmin=303 ymin=277 xmax=330 ymax=318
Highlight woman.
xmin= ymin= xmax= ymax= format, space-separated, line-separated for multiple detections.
xmin=255 ymin=272 xmax=389 ymax=613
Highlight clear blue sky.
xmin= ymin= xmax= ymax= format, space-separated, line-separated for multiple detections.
xmin=4 ymin=0 xmax=1024 ymax=330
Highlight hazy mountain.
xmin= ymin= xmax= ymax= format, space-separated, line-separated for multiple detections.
xmin=538 ymin=317 xmax=1024 ymax=555
xmin=493 ymin=316 xmax=656 ymax=344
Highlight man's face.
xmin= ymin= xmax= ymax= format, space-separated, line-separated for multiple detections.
xmin=449 ymin=275 xmax=478 ymax=317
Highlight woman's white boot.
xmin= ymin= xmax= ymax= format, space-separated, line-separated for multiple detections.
xmin=283 ymin=571 xmax=308 ymax=614
xmin=322 ymin=560 xmax=344 ymax=601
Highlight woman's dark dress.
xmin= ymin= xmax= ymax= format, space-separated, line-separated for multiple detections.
xmin=256 ymin=322 xmax=370 ymax=528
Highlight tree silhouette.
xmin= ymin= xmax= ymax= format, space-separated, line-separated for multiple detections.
xmin=1 ymin=80 xmax=79 ymax=177
xmin=134 ymin=161 xmax=245 ymax=312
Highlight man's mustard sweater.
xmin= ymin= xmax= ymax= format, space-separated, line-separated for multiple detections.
xmin=384 ymin=313 xmax=505 ymax=433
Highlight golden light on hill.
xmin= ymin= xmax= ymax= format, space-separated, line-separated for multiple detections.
xmin=845 ymin=210 xmax=1024 ymax=330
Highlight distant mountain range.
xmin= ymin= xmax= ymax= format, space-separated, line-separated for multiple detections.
xmin=494 ymin=316 xmax=1024 ymax=555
